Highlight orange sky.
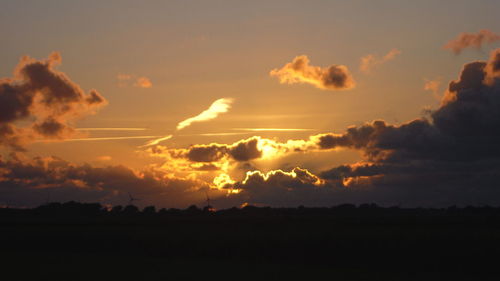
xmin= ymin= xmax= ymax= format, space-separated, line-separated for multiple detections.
xmin=1 ymin=1 xmax=500 ymax=208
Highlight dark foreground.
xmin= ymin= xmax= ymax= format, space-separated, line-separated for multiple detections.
xmin=2 ymin=202 xmax=500 ymax=280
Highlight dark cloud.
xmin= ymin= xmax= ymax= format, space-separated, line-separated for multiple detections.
xmin=310 ymin=48 xmax=500 ymax=206
xmin=443 ymin=29 xmax=500 ymax=54
xmin=235 ymin=167 xmax=324 ymax=191
xmin=186 ymin=144 xmax=228 ymax=162
xmin=212 ymin=48 xmax=500 ymax=207
xmin=485 ymin=49 xmax=500 ymax=85
xmin=310 ymin=49 xmax=500 ymax=164
xmin=228 ymin=138 xmax=262 ymax=161
xmin=223 ymin=167 xmax=334 ymax=207
xmin=145 ymin=48 xmax=500 ymax=207
xmin=0 ymin=52 xmax=107 ymax=149
xmin=0 ymin=155 xmax=212 ymax=208
xmin=7 ymin=48 xmax=500 ymax=208
xmin=167 ymin=137 xmax=264 ymax=163
xmin=33 ymin=117 xmax=71 ymax=138
xmin=270 ymin=55 xmax=355 ymax=90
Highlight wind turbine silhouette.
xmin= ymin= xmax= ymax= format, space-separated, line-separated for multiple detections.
xmin=128 ymin=192 xmax=141 ymax=205
xmin=204 ymin=190 xmax=215 ymax=212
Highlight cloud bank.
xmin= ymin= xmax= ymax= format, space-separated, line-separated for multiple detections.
xmin=270 ymin=55 xmax=355 ymax=90
xmin=5 ymin=49 xmax=500 ymax=208
xmin=150 ymin=48 xmax=500 ymax=207
xmin=0 ymin=154 xmax=213 ymax=208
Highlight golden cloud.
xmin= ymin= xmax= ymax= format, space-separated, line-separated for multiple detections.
xmin=270 ymin=55 xmax=355 ymax=90
xmin=176 ymin=98 xmax=234 ymax=130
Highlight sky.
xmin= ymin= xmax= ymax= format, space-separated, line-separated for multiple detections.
xmin=1 ymin=0 xmax=500 ymax=208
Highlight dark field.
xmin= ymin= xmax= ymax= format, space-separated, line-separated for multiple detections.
xmin=2 ymin=203 xmax=500 ymax=280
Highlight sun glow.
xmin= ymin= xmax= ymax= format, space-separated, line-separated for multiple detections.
xmin=242 ymin=168 xmax=325 ymax=186
xmin=256 ymin=139 xmax=281 ymax=159
xmin=213 ymin=173 xmax=241 ymax=194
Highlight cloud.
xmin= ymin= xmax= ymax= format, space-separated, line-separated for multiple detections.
xmin=134 ymin=77 xmax=153 ymax=88
xmin=76 ymin=128 xmax=148 ymax=131
xmin=270 ymin=55 xmax=355 ymax=90
xmin=96 ymin=156 xmax=112 ymax=161
xmin=117 ymin=74 xmax=153 ymax=88
xmin=424 ymin=78 xmax=442 ymax=98
xmin=224 ymin=168 xmax=329 ymax=207
xmin=157 ymin=48 xmax=500 ymax=207
xmin=236 ymin=167 xmax=324 ymax=191
xmin=154 ymin=136 xmax=316 ymax=165
xmin=139 ymin=98 xmax=234 ymax=148
xmin=172 ymin=137 xmax=262 ymax=163
xmin=359 ymin=48 xmax=401 ymax=74
xmin=51 ymin=135 xmax=161 ymax=142
xmin=176 ymin=98 xmax=233 ymax=130
xmin=0 ymin=154 xmax=215 ymax=208
xmin=8 ymin=49 xmax=500 ymax=208
xmin=309 ymin=48 xmax=500 ymax=206
xmin=140 ymin=135 xmax=172 ymax=147
xmin=0 ymin=52 xmax=107 ymax=150
xmin=232 ymin=128 xmax=314 ymax=132
xmin=484 ymin=48 xmax=500 ymax=85
xmin=443 ymin=29 xmax=500 ymax=54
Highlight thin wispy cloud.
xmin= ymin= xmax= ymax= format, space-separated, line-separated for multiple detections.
xmin=139 ymin=135 xmax=173 ymax=147
xmin=117 ymin=74 xmax=153 ymax=88
xmin=360 ymin=49 xmax=401 ymax=74
xmin=37 ymin=135 xmax=161 ymax=142
xmin=424 ymin=78 xmax=442 ymax=99
xmin=197 ymin=132 xmax=253 ymax=136
xmin=138 ymin=98 xmax=234 ymax=147
xmin=96 ymin=155 xmax=112 ymax=161
xmin=134 ymin=77 xmax=153 ymax=88
xmin=76 ymin=128 xmax=148 ymax=131
xmin=177 ymin=98 xmax=234 ymax=130
xmin=233 ymin=128 xmax=315 ymax=132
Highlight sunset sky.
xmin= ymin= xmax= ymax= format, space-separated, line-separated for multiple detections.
xmin=1 ymin=0 xmax=500 ymax=208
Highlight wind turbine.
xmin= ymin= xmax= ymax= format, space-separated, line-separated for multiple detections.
xmin=204 ymin=190 xmax=215 ymax=212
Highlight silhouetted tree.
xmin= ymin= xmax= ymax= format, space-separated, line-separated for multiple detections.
xmin=143 ymin=205 xmax=156 ymax=214
xmin=123 ymin=205 xmax=139 ymax=214
xmin=111 ymin=205 xmax=123 ymax=214
xmin=186 ymin=205 xmax=201 ymax=215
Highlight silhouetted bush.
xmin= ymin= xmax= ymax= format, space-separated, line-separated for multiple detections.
xmin=143 ymin=206 xmax=156 ymax=214
xmin=34 ymin=201 xmax=103 ymax=217
xmin=111 ymin=205 xmax=123 ymax=214
xmin=123 ymin=205 xmax=139 ymax=214
xmin=186 ymin=205 xmax=201 ymax=215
